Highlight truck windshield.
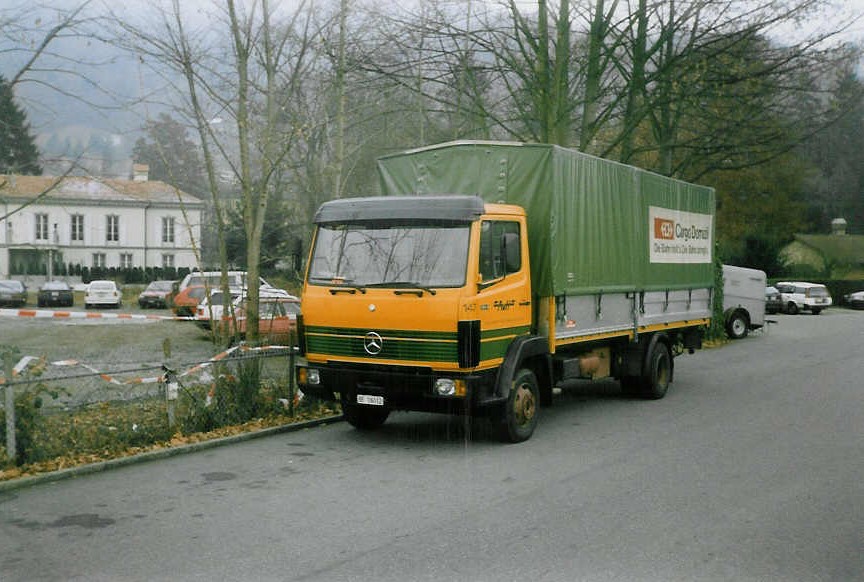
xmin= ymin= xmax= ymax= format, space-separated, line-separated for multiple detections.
xmin=309 ymin=223 xmax=470 ymax=288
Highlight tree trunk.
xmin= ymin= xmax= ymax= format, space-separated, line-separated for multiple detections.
xmin=579 ymin=0 xmax=607 ymax=151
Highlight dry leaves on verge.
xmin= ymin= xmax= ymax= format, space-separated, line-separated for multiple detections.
xmin=0 ymin=405 xmax=339 ymax=483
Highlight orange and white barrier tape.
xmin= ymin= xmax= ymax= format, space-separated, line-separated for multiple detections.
xmin=1 ymin=344 xmax=295 ymax=387
xmin=0 ymin=307 xmax=194 ymax=321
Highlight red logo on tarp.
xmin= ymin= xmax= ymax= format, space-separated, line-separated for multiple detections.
xmin=654 ymin=218 xmax=675 ymax=240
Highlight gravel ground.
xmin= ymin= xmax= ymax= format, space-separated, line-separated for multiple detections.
xmin=1 ymin=307 xmax=215 ymax=367
xmin=1 ymin=304 xmax=234 ymax=406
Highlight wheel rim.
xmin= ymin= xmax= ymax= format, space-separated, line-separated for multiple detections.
xmin=731 ymin=318 xmax=746 ymax=336
xmin=656 ymin=351 xmax=670 ymax=389
xmin=513 ymin=383 xmax=536 ymax=427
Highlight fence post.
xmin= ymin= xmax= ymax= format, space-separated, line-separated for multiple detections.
xmin=3 ymin=354 xmax=16 ymax=463
xmin=288 ymin=327 xmax=296 ymax=417
xmin=162 ymin=338 xmax=177 ymax=429
xmin=163 ymin=366 xmax=178 ymax=429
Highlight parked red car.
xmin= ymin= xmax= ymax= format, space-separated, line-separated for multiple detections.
xmin=214 ymin=297 xmax=300 ymax=343
xmin=138 ymin=280 xmax=175 ymax=309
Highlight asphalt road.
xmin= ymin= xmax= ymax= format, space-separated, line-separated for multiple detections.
xmin=1 ymin=310 xmax=863 ymax=581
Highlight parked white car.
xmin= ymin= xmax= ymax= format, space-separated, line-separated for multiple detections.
xmin=775 ymin=281 xmax=832 ymax=315
xmin=85 ymin=280 xmax=122 ymax=309
xmin=195 ymin=288 xmax=243 ymax=329
xmin=195 ymin=287 xmax=296 ymax=329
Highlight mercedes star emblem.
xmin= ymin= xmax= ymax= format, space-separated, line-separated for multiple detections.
xmin=363 ymin=331 xmax=383 ymax=355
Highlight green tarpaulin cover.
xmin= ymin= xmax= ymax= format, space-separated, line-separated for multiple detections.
xmin=377 ymin=141 xmax=715 ymax=297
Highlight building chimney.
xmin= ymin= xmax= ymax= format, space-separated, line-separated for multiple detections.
xmin=831 ymin=217 xmax=848 ymax=236
xmin=132 ymin=164 xmax=150 ymax=182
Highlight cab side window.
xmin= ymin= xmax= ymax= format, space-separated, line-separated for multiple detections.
xmin=479 ymin=221 xmax=521 ymax=283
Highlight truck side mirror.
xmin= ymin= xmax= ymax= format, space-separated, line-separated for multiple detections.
xmin=502 ymin=232 xmax=521 ymax=273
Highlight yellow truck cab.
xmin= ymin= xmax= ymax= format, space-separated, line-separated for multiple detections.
xmin=297 ymin=141 xmax=715 ymax=442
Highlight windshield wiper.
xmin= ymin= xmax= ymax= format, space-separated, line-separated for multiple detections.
xmin=308 ymin=276 xmax=366 ymax=294
xmin=365 ymin=281 xmax=438 ymax=296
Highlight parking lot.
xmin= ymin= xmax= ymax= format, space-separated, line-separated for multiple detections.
xmin=2 ymin=304 xmax=215 ymax=369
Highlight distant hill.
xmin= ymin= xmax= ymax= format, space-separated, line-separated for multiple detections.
xmin=4 ymin=10 xmax=173 ymax=177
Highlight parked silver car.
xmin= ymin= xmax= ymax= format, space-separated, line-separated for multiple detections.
xmin=0 ymin=279 xmax=27 ymax=307
xmin=765 ymin=286 xmax=782 ymax=315
xmin=844 ymin=290 xmax=864 ymax=310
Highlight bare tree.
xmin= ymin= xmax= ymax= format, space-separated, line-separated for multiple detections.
xmin=111 ymin=0 xmax=319 ymax=341
xmin=353 ymin=0 xmax=861 ymax=180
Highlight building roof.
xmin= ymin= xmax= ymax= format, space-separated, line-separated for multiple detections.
xmin=793 ymin=234 xmax=864 ymax=265
xmin=0 ymin=174 xmax=203 ymax=207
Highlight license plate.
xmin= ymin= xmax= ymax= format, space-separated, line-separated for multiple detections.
xmin=356 ymin=394 xmax=384 ymax=406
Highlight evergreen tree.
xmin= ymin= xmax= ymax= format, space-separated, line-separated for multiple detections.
xmin=132 ymin=113 xmax=205 ymax=196
xmin=0 ymin=75 xmax=41 ymax=175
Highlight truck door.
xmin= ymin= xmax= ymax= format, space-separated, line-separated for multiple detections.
xmin=470 ymin=218 xmax=532 ymax=367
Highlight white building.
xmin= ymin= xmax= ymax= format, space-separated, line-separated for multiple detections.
xmin=0 ymin=170 xmax=204 ymax=278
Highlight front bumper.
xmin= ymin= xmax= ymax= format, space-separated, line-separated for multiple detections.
xmin=297 ymin=361 xmax=503 ymax=414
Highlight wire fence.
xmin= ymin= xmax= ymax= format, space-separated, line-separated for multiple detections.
xmin=1 ymin=338 xmax=335 ymax=471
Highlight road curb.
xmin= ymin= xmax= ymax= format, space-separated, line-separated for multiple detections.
xmin=0 ymin=415 xmax=343 ymax=493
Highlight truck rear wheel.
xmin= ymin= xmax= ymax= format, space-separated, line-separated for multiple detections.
xmin=641 ymin=342 xmax=672 ymax=400
xmin=341 ymin=396 xmax=390 ymax=430
xmin=498 ymin=368 xmax=539 ymax=443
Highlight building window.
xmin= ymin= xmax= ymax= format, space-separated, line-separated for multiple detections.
xmin=106 ymin=215 xmax=119 ymax=242
xmin=162 ymin=216 xmax=175 ymax=243
xmin=162 ymin=254 xmax=175 ymax=268
xmin=120 ymin=253 xmax=133 ymax=269
xmin=71 ymin=214 xmax=84 ymax=242
xmin=92 ymin=253 xmax=106 ymax=268
xmin=35 ymin=213 xmax=49 ymax=241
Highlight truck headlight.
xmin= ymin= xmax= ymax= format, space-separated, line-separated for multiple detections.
xmin=298 ymin=367 xmax=320 ymax=386
xmin=435 ymin=378 xmax=456 ymax=396
xmin=435 ymin=378 xmax=466 ymax=397
xmin=307 ymin=369 xmax=321 ymax=385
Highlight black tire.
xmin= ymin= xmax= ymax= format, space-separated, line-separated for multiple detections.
xmin=786 ymin=302 xmax=799 ymax=315
xmin=341 ymin=396 xmax=390 ymax=430
xmin=37 ymin=299 xmax=44 ymax=308
xmin=811 ymin=307 xmax=822 ymax=315
xmin=726 ymin=311 xmax=749 ymax=339
xmin=498 ymin=368 xmax=540 ymax=443
xmin=640 ymin=342 xmax=672 ymax=400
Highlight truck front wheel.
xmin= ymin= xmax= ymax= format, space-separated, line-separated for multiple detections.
xmin=341 ymin=396 xmax=390 ymax=430
xmin=498 ymin=368 xmax=539 ymax=443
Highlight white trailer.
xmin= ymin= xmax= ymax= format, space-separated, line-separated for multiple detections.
xmin=722 ymin=265 xmax=767 ymax=339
